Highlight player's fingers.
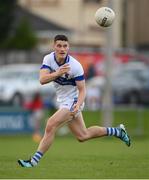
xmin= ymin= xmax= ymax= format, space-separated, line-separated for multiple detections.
xmin=71 ymin=106 xmax=78 ymax=114
xmin=61 ymin=66 xmax=70 ymax=71
xmin=63 ymin=66 xmax=70 ymax=70
xmin=61 ymin=64 xmax=70 ymax=69
xmin=63 ymin=64 xmax=70 ymax=67
xmin=70 ymin=111 xmax=77 ymax=118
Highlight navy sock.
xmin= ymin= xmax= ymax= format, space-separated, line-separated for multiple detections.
xmin=106 ymin=127 xmax=120 ymax=137
xmin=31 ymin=151 xmax=43 ymax=166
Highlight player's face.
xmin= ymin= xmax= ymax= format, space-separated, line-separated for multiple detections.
xmin=54 ymin=40 xmax=69 ymax=61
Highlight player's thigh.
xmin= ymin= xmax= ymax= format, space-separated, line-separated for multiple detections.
xmin=48 ymin=108 xmax=71 ymax=127
xmin=68 ymin=112 xmax=87 ymax=137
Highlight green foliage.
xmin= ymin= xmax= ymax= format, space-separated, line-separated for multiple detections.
xmin=6 ymin=17 xmax=38 ymax=50
xmin=0 ymin=0 xmax=16 ymax=45
xmin=0 ymin=1 xmax=37 ymax=49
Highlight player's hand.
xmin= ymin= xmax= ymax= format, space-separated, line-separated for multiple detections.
xmin=71 ymin=103 xmax=80 ymax=116
xmin=56 ymin=64 xmax=70 ymax=76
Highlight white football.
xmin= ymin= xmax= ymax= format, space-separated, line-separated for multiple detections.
xmin=95 ymin=7 xmax=115 ymax=27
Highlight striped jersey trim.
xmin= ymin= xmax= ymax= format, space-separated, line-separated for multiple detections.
xmin=54 ymin=77 xmax=76 ymax=86
xmin=74 ymin=75 xmax=85 ymax=81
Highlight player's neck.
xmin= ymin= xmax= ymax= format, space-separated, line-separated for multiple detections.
xmin=57 ymin=57 xmax=65 ymax=64
xmin=54 ymin=53 xmax=67 ymax=65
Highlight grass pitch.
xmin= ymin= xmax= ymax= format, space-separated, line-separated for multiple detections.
xmin=0 ymin=109 xmax=148 ymax=179
xmin=0 ymin=135 xmax=148 ymax=179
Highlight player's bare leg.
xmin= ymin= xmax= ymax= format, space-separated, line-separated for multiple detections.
xmin=68 ymin=112 xmax=131 ymax=145
xmin=68 ymin=113 xmax=107 ymax=142
xmin=37 ymin=108 xmax=71 ymax=153
xmin=18 ymin=108 xmax=72 ymax=167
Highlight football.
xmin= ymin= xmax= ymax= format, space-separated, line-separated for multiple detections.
xmin=95 ymin=7 xmax=115 ymax=27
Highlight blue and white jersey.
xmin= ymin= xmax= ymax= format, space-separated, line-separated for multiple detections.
xmin=41 ymin=52 xmax=85 ymax=103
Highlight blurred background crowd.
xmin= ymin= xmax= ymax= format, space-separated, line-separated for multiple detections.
xmin=0 ymin=0 xmax=149 ymax=139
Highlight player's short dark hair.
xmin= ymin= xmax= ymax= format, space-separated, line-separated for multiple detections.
xmin=54 ymin=35 xmax=68 ymax=42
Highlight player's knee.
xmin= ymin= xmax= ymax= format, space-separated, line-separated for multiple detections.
xmin=77 ymin=134 xmax=88 ymax=142
xmin=45 ymin=125 xmax=54 ymax=135
xmin=45 ymin=120 xmax=57 ymax=135
xmin=77 ymin=138 xmax=85 ymax=142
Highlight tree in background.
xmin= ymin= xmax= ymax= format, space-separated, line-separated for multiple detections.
xmin=0 ymin=1 xmax=38 ymax=50
xmin=7 ymin=17 xmax=38 ymax=50
xmin=0 ymin=0 xmax=16 ymax=48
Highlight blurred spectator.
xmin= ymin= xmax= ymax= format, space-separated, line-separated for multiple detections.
xmin=23 ymin=92 xmax=44 ymax=142
xmin=86 ymin=64 xmax=96 ymax=80
xmin=86 ymin=85 xmax=101 ymax=110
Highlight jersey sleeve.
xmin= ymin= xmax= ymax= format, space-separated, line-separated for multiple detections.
xmin=74 ymin=62 xmax=85 ymax=81
xmin=40 ymin=55 xmax=52 ymax=72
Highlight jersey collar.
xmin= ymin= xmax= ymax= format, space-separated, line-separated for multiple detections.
xmin=54 ymin=52 xmax=69 ymax=66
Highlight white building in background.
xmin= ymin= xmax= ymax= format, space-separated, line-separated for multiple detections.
xmin=18 ymin=0 xmax=123 ymax=49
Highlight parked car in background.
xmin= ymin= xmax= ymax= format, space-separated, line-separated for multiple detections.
xmin=0 ymin=64 xmax=56 ymax=108
xmin=112 ymin=61 xmax=149 ymax=105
